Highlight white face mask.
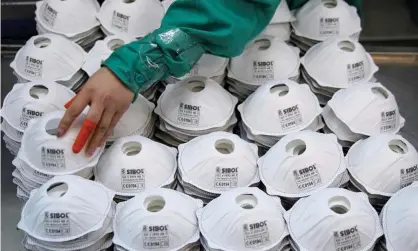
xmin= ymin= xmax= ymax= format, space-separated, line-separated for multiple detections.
xmin=270 ymin=0 xmax=295 ymax=24
xmin=284 ymin=188 xmax=383 ymax=251
xmin=95 ymin=136 xmax=177 ymax=197
xmin=98 ymin=0 xmax=164 ymax=38
xmin=381 ymin=182 xmax=418 ymax=251
xmin=18 ymin=175 xmax=115 ymax=242
xmin=24 ymin=234 xmax=113 ymax=251
xmin=2 ymin=121 xmax=24 ymax=142
xmin=113 ymin=188 xmax=202 ymax=251
xmin=259 ymin=23 xmax=292 ymax=42
xmin=238 ymin=80 xmax=322 ymax=137
xmin=178 ymin=132 xmax=259 ymax=194
xmin=155 ymin=77 xmax=238 ymax=131
xmin=346 ymin=134 xmax=418 ymax=197
xmin=198 ymin=187 xmax=289 ymax=251
xmin=259 ymin=131 xmax=347 ymax=198
xmin=291 ymin=0 xmax=362 ymax=41
xmin=17 ymin=111 xmax=103 ymax=175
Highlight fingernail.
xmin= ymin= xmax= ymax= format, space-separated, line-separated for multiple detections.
xmin=86 ymin=148 xmax=96 ymax=157
xmin=56 ymin=128 xmax=65 ymax=137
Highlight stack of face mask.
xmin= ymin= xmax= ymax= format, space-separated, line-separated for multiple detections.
xmin=258 ymin=0 xmax=295 ymax=41
xmin=378 ymin=182 xmax=418 ymax=251
xmin=290 ymin=0 xmax=362 ymax=54
xmin=285 ymin=188 xmax=383 ymax=251
xmin=35 ymin=0 xmax=103 ymax=50
xmin=95 ymin=135 xmax=178 ymax=201
xmin=322 ymin=82 xmax=405 ymax=148
xmin=226 ymin=37 xmax=300 ymax=101
xmin=12 ymin=111 xmax=104 ymax=202
xmin=113 ymin=188 xmax=202 ymax=251
xmin=106 ymin=94 xmax=156 ymax=147
xmin=10 ymin=34 xmax=88 ymax=92
xmin=154 ymin=77 xmax=238 ymax=146
xmin=198 ymin=187 xmax=290 ymax=251
xmin=176 ymin=132 xmax=260 ymax=204
xmin=258 ymin=131 xmax=349 ymax=209
xmin=345 ymin=134 xmax=418 ymax=212
xmin=98 ymin=0 xmax=164 ymax=38
xmin=238 ymin=80 xmax=323 ymax=153
xmin=18 ymin=175 xmax=115 ymax=251
xmin=300 ymin=38 xmax=379 ymax=105
xmin=1 ymin=81 xmax=75 ymax=156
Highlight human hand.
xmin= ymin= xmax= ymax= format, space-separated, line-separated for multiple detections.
xmin=57 ymin=67 xmax=134 ymax=156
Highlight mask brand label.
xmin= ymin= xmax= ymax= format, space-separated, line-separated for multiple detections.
xmin=20 ymin=107 xmax=44 ymax=129
xmin=380 ymin=110 xmax=397 ymax=132
xmin=347 ymin=61 xmax=365 ymax=84
xmin=42 ymin=3 xmax=58 ymax=26
xmin=44 ymin=212 xmax=71 ymax=237
xmin=177 ymin=102 xmax=200 ymax=126
xmin=293 ymin=164 xmax=323 ymax=191
xmin=121 ymin=168 xmax=145 ymax=191
xmin=112 ymin=11 xmax=130 ymax=32
xmin=253 ymin=61 xmax=274 ymax=81
xmin=333 ymin=226 xmax=362 ymax=251
xmin=319 ymin=17 xmax=340 ymax=37
xmin=214 ymin=167 xmax=239 ymax=189
xmin=400 ymin=165 xmax=418 ymax=188
xmin=24 ymin=56 xmax=43 ymax=77
xmin=278 ymin=105 xmax=303 ymax=132
xmin=41 ymin=147 xmax=66 ymax=169
xmin=142 ymin=225 xmax=169 ymax=249
xmin=243 ymin=221 xmax=270 ymax=248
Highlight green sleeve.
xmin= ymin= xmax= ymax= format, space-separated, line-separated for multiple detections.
xmin=103 ymin=0 xmax=281 ymax=100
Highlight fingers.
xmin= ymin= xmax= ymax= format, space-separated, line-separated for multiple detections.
xmin=57 ymin=92 xmax=89 ymax=137
xmin=64 ymin=95 xmax=77 ymax=109
xmin=99 ymin=111 xmax=124 ymax=146
xmin=72 ymin=104 xmax=104 ymax=154
xmin=86 ymin=109 xmax=115 ymax=156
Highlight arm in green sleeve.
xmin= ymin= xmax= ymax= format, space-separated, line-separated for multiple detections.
xmin=103 ymin=0 xmax=281 ymax=100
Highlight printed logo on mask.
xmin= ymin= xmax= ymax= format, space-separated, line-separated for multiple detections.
xmin=142 ymin=225 xmax=170 ymax=249
xmin=177 ymin=102 xmax=200 ymax=126
xmin=333 ymin=226 xmax=362 ymax=251
xmin=319 ymin=17 xmax=340 ymax=37
xmin=400 ymin=165 xmax=418 ymax=189
xmin=278 ymin=105 xmax=303 ymax=132
xmin=44 ymin=212 xmax=71 ymax=237
xmin=20 ymin=107 xmax=44 ymax=129
xmin=24 ymin=56 xmax=43 ymax=77
xmin=243 ymin=221 xmax=270 ymax=248
xmin=293 ymin=164 xmax=323 ymax=191
xmin=347 ymin=61 xmax=365 ymax=84
xmin=121 ymin=168 xmax=145 ymax=191
xmin=253 ymin=61 xmax=274 ymax=81
xmin=112 ymin=11 xmax=130 ymax=32
xmin=214 ymin=167 xmax=239 ymax=189
xmin=380 ymin=110 xmax=397 ymax=132
xmin=42 ymin=3 xmax=58 ymax=26
xmin=41 ymin=147 xmax=66 ymax=169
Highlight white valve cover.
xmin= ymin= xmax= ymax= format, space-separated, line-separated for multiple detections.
xmin=178 ymin=132 xmax=259 ymax=193
xmin=238 ymin=80 xmax=322 ymax=136
xmin=113 ymin=188 xmax=202 ymax=251
xmin=197 ymin=187 xmax=288 ymax=251
xmin=259 ymin=131 xmax=347 ymax=198
xmin=346 ymin=134 xmax=418 ymax=197
xmin=285 ymin=188 xmax=383 ymax=251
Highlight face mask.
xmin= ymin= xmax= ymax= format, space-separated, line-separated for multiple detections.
xmin=24 ymin=234 xmax=113 ymax=251
xmin=17 ymin=111 xmax=104 ymax=175
xmin=238 ymin=80 xmax=322 ymax=137
xmin=284 ymin=188 xmax=383 ymax=251
xmin=155 ymin=77 xmax=238 ymax=132
xmin=380 ymin=182 xmax=418 ymax=251
xmin=259 ymin=23 xmax=291 ymax=42
xmin=270 ymin=0 xmax=295 ymax=24
xmin=98 ymin=0 xmax=164 ymax=38
xmin=259 ymin=131 xmax=347 ymax=199
xmin=10 ymin=34 xmax=87 ymax=88
xmin=95 ymin=136 xmax=177 ymax=197
xmin=346 ymin=134 xmax=418 ymax=197
xmin=2 ymin=120 xmax=24 ymax=142
xmin=113 ymin=188 xmax=203 ymax=251
xmin=162 ymin=0 xmax=175 ymax=13
xmin=291 ymin=0 xmax=362 ymax=41
xmin=302 ymin=38 xmax=378 ymax=89
xmin=18 ymin=175 xmax=115 ymax=242
xmin=197 ymin=187 xmax=289 ymax=251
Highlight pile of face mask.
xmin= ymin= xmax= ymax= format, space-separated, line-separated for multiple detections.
xmin=94 ymin=135 xmax=178 ymax=201
xmin=345 ymin=134 xmax=418 ymax=212
xmin=198 ymin=187 xmax=290 ymax=251
xmin=12 ymin=111 xmax=104 ymax=202
xmin=322 ymin=82 xmax=405 ymax=148
xmin=35 ymin=0 xmax=103 ymax=50
xmin=19 ymin=175 xmax=115 ymax=251
xmin=285 ymin=188 xmax=383 ymax=251
xmin=238 ymin=80 xmax=324 ymax=153
xmin=258 ymin=131 xmax=349 ymax=209
xmin=176 ymin=132 xmax=260 ymax=204
xmin=226 ymin=37 xmax=300 ymax=101
xmin=154 ymin=77 xmax=238 ymax=146
xmin=1 ymin=81 xmax=75 ymax=156
xmin=301 ymin=38 xmax=379 ymax=105
xmin=258 ymin=0 xmax=295 ymax=41
xmin=98 ymin=0 xmax=164 ymax=38
xmin=10 ymin=34 xmax=88 ymax=92
xmin=290 ymin=0 xmax=362 ymax=54
xmin=378 ymin=182 xmax=418 ymax=251
xmin=113 ymin=188 xmax=202 ymax=251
